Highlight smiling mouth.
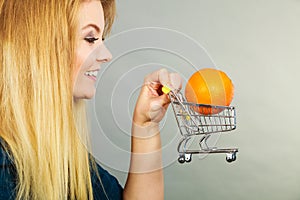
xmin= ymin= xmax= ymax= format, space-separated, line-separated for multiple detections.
xmin=84 ymin=70 xmax=99 ymax=81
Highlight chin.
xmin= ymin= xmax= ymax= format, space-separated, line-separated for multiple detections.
xmin=73 ymin=89 xmax=96 ymax=100
xmin=83 ymin=91 xmax=96 ymax=99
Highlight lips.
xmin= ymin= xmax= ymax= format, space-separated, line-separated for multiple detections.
xmin=84 ymin=69 xmax=99 ymax=81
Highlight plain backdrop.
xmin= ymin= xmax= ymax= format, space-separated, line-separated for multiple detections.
xmin=88 ymin=1 xmax=300 ymax=200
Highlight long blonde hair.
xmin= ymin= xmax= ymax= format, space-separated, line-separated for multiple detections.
xmin=0 ymin=0 xmax=115 ymax=199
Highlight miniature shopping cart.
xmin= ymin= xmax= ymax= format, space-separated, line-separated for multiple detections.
xmin=162 ymin=87 xmax=238 ymax=164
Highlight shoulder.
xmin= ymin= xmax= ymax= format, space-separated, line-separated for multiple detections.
xmin=0 ymin=138 xmax=15 ymax=168
xmin=0 ymin=139 xmax=17 ymax=200
xmin=0 ymin=138 xmax=15 ymax=169
xmin=91 ymin=160 xmax=123 ymax=200
xmin=0 ymin=140 xmax=13 ymax=167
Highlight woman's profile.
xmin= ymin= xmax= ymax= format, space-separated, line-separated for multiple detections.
xmin=0 ymin=0 xmax=181 ymax=199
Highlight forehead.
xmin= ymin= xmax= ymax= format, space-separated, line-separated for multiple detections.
xmin=79 ymin=1 xmax=104 ymax=30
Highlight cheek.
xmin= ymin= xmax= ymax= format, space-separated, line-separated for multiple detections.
xmin=73 ymin=45 xmax=87 ymax=84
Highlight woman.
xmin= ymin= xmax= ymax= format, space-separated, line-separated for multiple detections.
xmin=0 ymin=0 xmax=182 ymax=199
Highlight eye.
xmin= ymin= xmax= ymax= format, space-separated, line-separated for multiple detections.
xmin=84 ymin=37 xmax=99 ymax=44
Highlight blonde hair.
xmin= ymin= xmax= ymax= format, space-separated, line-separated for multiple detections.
xmin=0 ymin=0 xmax=115 ymax=199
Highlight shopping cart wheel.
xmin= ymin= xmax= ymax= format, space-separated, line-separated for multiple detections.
xmin=185 ymin=154 xmax=192 ymax=162
xmin=226 ymin=152 xmax=237 ymax=163
xmin=178 ymin=155 xmax=185 ymax=164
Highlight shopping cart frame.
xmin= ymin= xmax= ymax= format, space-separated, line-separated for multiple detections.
xmin=167 ymin=89 xmax=238 ymax=164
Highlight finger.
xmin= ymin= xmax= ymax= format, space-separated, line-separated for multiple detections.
xmin=144 ymin=68 xmax=173 ymax=90
xmin=169 ymin=73 xmax=182 ymax=91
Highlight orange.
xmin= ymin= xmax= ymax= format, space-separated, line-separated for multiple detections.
xmin=185 ymin=68 xmax=234 ymax=115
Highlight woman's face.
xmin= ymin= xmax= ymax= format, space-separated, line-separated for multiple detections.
xmin=73 ymin=0 xmax=112 ymax=99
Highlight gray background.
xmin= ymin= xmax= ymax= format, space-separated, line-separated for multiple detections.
xmin=89 ymin=0 xmax=300 ymax=199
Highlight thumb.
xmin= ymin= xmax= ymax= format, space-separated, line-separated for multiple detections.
xmin=148 ymin=95 xmax=170 ymax=123
xmin=150 ymin=94 xmax=170 ymax=111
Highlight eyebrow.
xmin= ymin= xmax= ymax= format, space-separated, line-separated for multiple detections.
xmin=81 ymin=24 xmax=101 ymax=34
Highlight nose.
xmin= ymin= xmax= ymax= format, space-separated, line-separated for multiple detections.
xmin=96 ymin=43 xmax=112 ymax=63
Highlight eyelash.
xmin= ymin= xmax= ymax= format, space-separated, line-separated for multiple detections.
xmin=84 ymin=37 xmax=99 ymax=44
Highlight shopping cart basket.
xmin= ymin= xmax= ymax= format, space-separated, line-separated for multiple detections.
xmin=163 ymin=86 xmax=238 ymax=164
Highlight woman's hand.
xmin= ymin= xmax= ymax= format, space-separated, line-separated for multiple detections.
xmin=133 ymin=68 xmax=182 ymax=127
xmin=124 ymin=68 xmax=182 ymax=200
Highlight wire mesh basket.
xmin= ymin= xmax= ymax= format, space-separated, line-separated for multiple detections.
xmin=166 ymin=88 xmax=238 ymax=164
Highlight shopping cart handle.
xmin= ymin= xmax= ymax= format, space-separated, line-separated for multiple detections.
xmin=162 ymin=86 xmax=171 ymax=94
